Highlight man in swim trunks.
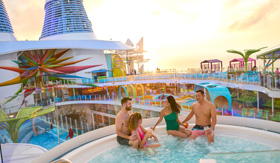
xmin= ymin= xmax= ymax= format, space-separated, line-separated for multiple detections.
xmin=115 ymin=97 xmax=138 ymax=148
xmin=182 ymin=89 xmax=217 ymax=143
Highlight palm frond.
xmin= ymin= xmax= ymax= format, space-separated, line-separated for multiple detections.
xmin=227 ymin=50 xmax=244 ymax=58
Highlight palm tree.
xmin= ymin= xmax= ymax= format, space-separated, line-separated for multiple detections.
xmin=227 ymin=47 xmax=266 ymax=73
xmin=0 ymin=106 xmax=55 ymax=143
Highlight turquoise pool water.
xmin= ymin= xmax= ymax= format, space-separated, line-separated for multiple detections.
xmin=28 ymin=128 xmax=68 ymax=150
xmin=89 ymin=134 xmax=277 ymax=163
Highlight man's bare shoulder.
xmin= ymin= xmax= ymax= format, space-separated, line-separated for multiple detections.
xmin=191 ymin=102 xmax=198 ymax=112
xmin=205 ymin=101 xmax=215 ymax=107
xmin=192 ymin=102 xmax=199 ymax=105
xmin=116 ymin=111 xmax=124 ymax=119
xmin=116 ymin=110 xmax=131 ymax=119
xmin=192 ymin=102 xmax=199 ymax=107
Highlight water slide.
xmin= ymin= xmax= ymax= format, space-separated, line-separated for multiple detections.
xmin=112 ymin=54 xmax=126 ymax=77
xmin=182 ymin=82 xmax=232 ymax=111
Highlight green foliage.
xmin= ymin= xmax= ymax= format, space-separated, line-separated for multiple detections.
xmin=227 ymin=47 xmax=267 ymax=73
xmin=0 ymin=106 xmax=55 ymax=143
xmin=4 ymin=85 xmax=23 ymax=105
xmin=48 ymin=77 xmax=76 ymax=84
xmin=227 ymin=71 xmax=245 ymax=75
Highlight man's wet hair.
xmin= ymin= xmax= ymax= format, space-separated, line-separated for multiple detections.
xmin=121 ymin=97 xmax=132 ymax=106
xmin=196 ymin=89 xmax=204 ymax=95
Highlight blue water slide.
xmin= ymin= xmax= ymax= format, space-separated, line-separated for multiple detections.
xmin=194 ymin=82 xmax=232 ymax=109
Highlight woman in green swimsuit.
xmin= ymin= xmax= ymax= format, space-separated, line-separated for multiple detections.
xmin=151 ymin=96 xmax=191 ymax=138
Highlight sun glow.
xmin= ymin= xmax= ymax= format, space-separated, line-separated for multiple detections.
xmin=4 ymin=0 xmax=280 ymax=70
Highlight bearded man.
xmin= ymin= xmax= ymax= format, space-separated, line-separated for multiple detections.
xmin=115 ymin=97 xmax=138 ymax=148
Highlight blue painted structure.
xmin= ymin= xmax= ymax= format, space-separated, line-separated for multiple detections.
xmin=194 ymin=82 xmax=232 ymax=109
xmin=154 ymin=94 xmax=173 ymax=101
xmin=118 ymin=86 xmax=128 ymax=98
xmin=0 ymin=0 xmax=14 ymax=33
xmin=40 ymin=0 xmax=93 ymax=39
xmin=105 ymin=54 xmax=113 ymax=77
xmin=182 ymin=99 xmax=196 ymax=107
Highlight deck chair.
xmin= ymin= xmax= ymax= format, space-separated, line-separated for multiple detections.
xmin=256 ymin=109 xmax=263 ymax=118
xmin=271 ymin=112 xmax=280 ymax=122
xmin=263 ymin=110 xmax=270 ymax=120
xmin=249 ymin=109 xmax=255 ymax=117
xmin=242 ymin=108 xmax=248 ymax=117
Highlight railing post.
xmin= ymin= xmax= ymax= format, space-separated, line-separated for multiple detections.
xmin=69 ymin=117 xmax=72 ymax=129
xmin=267 ymin=75 xmax=270 ymax=89
xmin=75 ymin=119 xmax=78 ymax=135
xmin=92 ymin=113 xmax=95 ymax=130
xmin=80 ymin=121 xmax=84 ymax=134
xmin=275 ymin=76 xmax=277 ymax=89
xmin=263 ymin=74 xmax=265 ymax=87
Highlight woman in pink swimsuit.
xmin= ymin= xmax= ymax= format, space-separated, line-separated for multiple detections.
xmin=128 ymin=112 xmax=161 ymax=148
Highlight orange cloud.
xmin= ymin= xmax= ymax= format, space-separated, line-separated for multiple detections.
xmin=3 ymin=0 xmax=44 ymax=40
xmin=227 ymin=0 xmax=280 ymax=31
xmin=222 ymin=0 xmax=242 ymax=10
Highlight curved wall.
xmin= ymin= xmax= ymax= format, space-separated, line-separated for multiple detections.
xmin=0 ymin=0 xmax=13 ymax=33
xmin=0 ymin=0 xmax=17 ymax=41
xmin=40 ymin=0 xmax=96 ymax=40
xmin=72 ymin=49 xmax=107 ymax=79
xmin=0 ymin=33 xmax=17 ymax=41
xmin=0 ymin=52 xmax=21 ymax=111
xmin=33 ymin=115 xmax=280 ymax=163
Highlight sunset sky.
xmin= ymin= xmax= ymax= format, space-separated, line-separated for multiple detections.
xmin=3 ymin=0 xmax=280 ymax=70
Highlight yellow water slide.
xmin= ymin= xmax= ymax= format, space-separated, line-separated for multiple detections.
xmin=112 ymin=54 xmax=126 ymax=77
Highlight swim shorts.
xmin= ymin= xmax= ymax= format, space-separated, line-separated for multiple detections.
xmin=192 ymin=125 xmax=214 ymax=137
xmin=117 ymin=136 xmax=130 ymax=146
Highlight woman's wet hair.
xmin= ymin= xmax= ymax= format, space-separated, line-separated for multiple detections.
xmin=128 ymin=112 xmax=142 ymax=133
xmin=167 ymin=96 xmax=181 ymax=113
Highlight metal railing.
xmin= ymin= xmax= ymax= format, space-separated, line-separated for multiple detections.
xmin=25 ymin=72 xmax=280 ymax=91
xmin=53 ymin=95 xmax=280 ymax=123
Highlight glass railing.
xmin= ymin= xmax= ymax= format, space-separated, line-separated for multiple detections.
xmin=209 ymin=150 xmax=280 ymax=163
xmin=1 ymin=74 xmax=280 ymax=155
xmin=0 ymin=99 xmax=279 ymax=153
xmin=2 ymin=91 xmax=279 ymax=124
xmin=25 ymin=72 xmax=280 ymax=91
xmin=40 ymin=93 xmax=279 ymax=123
